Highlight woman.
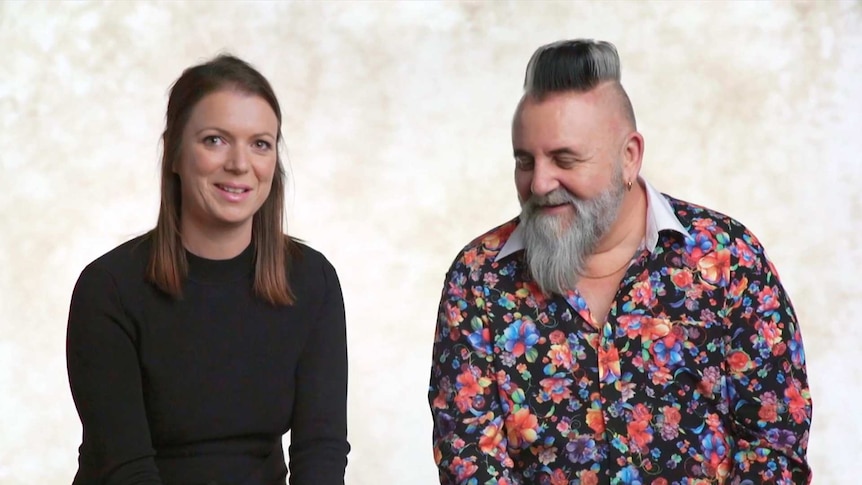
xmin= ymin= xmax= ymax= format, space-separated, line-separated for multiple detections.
xmin=66 ymin=55 xmax=349 ymax=484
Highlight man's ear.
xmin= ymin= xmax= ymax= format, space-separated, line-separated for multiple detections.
xmin=621 ymin=131 xmax=644 ymax=183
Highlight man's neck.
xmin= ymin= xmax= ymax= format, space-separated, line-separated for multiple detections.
xmin=583 ymin=181 xmax=648 ymax=276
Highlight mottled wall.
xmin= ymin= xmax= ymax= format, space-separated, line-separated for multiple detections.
xmin=1 ymin=1 xmax=859 ymax=483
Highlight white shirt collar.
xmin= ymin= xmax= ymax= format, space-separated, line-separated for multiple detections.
xmin=495 ymin=177 xmax=690 ymax=261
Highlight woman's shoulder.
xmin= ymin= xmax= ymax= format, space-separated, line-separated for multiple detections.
xmin=83 ymin=233 xmax=152 ymax=279
xmin=289 ymin=238 xmax=330 ymax=267
xmin=287 ymin=238 xmax=339 ymax=287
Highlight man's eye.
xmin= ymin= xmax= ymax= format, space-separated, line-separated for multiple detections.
xmin=515 ymin=158 xmax=534 ymax=170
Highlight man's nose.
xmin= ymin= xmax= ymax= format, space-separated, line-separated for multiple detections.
xmin=530 ymin=160 xmax=560 ymax=197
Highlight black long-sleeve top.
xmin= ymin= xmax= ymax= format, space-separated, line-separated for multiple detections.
xmin=66 ymin=235 xmax=349 ymax=484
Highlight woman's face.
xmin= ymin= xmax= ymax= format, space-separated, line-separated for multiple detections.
xmin=175 ymin=89 xmax=279 ymax=240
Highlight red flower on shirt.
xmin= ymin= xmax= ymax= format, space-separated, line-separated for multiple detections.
xmin=670 ymin=269 xmax=694 ymax=289
xmin=727 ymin=350 xmax=753 ymax=374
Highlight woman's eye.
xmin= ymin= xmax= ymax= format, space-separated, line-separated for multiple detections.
xmin=203 ymin=135 xmax=223 ymax=145
xmin=254 ymin=140 xmax=272 ymax=150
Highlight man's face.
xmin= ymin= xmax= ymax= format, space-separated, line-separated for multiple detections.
xmin=512 ymin=86 xmax=625 ymax=224
xmin=511 ymin=86 xmax=630 ymax=294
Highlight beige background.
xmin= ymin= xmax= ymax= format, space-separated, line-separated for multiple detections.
xmin=1 ymin=1 xmax=859 ymax=483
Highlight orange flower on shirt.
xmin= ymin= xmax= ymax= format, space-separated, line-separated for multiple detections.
xmin=598 ymin=345 xmax=621 ymax=383
xmin=698 ymin=249 xmax=731 ymax=286
xmin=483 ymin=232 xmax=503 ymax=251
xmin=454 ymin=367 xmax=487 ymax=412
xmin=785 ymin=382 xmax=810 ymax=424
xmin=548 ymin=343 xmax=574 ymax=370
xmin=627 ymin=404 xmax=654 ymax=452
xmin=448 ymin=456 xmax=478 ymax=481
xmin=478 ymin=421 xmax=505 ymax=456
xmin=755 ymin=319 xmax=783 ymax=349
xmin=539 ymin=376 xmax=573 ymax=404
xmin=631 ymin=279 xmax=654 ymax=305
xmin=728 ymin=275 xmax=749 ymax=301
xmin=444 ymin=301 xmax=463 ymax=328
xmin=757 ymin=285 xmax=781 ymax=313
xmin=463 ymin=248 xmax=478 ymax=266
xmin=456 ymin=369 xmax=482 ymax=397
xmin=759 ymin=403 xmax=779 ymax=423
xmin=641 ymin=317 xmax=671 ymax=341
xmin=549 ymin=330 xmax=566 ymax=345
xmin=542 ymin=469 xmax=564 ymax=485
xmin=505 ymin=408 xmax=539 ymax=448
xmin=579 ymin=469 xmax=599 ymax=485
xmin=587 ymin=407 xmax=606 ymax=435
xmin=662 ymin=406 xmax=681 ymax=426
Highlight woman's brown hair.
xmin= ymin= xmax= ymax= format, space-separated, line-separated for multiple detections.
xmin=147 ymin=54 xmax=295 ymax=305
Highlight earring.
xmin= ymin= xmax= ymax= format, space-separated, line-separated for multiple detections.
xmin=626 ymin=180 xmax=633 ymax=191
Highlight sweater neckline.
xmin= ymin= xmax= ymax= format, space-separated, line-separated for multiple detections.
xmin=185 ymin=243 xmax=254 ymax=283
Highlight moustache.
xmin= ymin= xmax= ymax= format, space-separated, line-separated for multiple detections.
xmin=525 ymin=189 xmax=580 ymax=209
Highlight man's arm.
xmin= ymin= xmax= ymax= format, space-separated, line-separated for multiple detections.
xmin=725 ymin=235 xmax=812 ymax=484
xmin=429 ymin=262 xmax=520 ymax=485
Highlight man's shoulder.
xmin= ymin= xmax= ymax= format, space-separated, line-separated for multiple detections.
xmin=664 ymin=194 xmax=767 ymax=252
xmin=447 ymin=217 xmax=520 ymax=270
xmin=464 ymin=217 xmax=520 ymax=253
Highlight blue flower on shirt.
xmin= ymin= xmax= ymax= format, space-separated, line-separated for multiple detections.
xmin=499 ymin=319 xmax=540 ymax=358
xmin=686 ymin=232 xmax=713 ymax=257
xmin=614 ymin=465 xmax=643 ymax=484
xmin=653 ymin=337 xmax=684 ymax=367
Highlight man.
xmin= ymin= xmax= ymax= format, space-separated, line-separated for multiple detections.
xmin=428 ymin=39 xmax=812 ymax=485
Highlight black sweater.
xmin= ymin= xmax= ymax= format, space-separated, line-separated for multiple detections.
xmin=66 ymin=235 xmax=349 ymax=484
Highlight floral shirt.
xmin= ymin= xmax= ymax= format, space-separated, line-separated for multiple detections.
xmin=428 ymin=195 xmax=812 ymax=485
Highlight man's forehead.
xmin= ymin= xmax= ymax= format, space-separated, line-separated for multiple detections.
xmin=513 ymin=87 xmax=626 ymax=141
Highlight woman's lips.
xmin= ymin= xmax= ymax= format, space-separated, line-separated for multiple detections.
xmin=215 ymin=183 xmax=251 ymax=202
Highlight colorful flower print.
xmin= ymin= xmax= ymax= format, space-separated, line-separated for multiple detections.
xmin=430 ymin=195 xmax=812 ymax=484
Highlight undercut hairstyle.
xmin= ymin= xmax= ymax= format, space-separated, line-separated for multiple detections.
xmin=147 ymin=54 xmax=297 ymax=306
xmin=523 ymin=39 xmax=636 ymax=128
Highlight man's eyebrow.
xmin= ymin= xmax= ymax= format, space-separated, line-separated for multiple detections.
xmin=513 ymin=149 xmax=533 ymax=158
xmin=548 ymin=147 xmax=579 ymax=157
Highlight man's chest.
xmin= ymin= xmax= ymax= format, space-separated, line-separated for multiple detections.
xmin=478 ymin=255 xmax=733 ymax=407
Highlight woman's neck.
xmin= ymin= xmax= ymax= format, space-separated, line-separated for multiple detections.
xmin=181 ymin=219 xmax=253 ymax=260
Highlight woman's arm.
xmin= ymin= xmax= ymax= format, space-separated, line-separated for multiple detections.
xmin=287 ymin=258 xmax=350 ymax=484
xmin=67 ymin=263 xmax=163 ymax=485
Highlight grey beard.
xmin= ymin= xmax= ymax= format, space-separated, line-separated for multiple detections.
xmin=520 ymin=176 xmax=625 ymax=296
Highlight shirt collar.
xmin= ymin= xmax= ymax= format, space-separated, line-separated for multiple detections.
xmin=495 ymin=177 xmax=690 ymax=261
xmin=642 ymin=177 xmax=690 ymax=252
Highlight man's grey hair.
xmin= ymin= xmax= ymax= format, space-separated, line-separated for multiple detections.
xmin=523 ymin=39 xmax=636 ymax=128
